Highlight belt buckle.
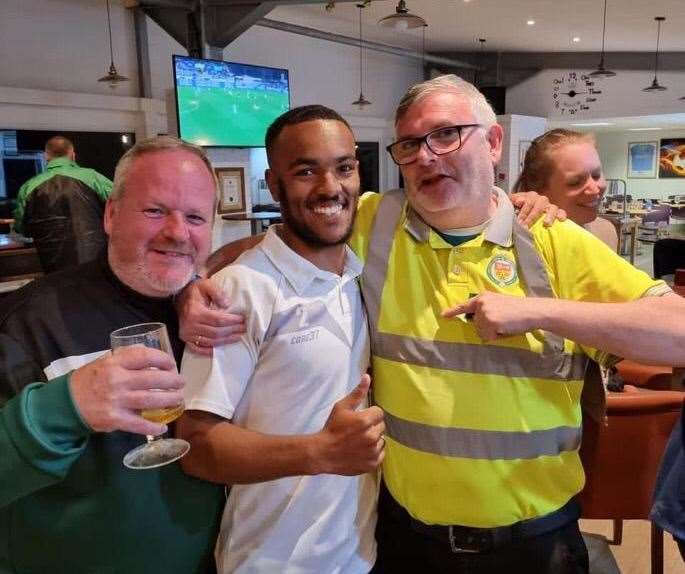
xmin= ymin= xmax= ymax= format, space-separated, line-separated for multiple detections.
xmin=448 ymin=525 xmax=482 ymax=554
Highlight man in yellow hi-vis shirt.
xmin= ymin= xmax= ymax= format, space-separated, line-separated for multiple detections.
xmin=179 ymin=76 xmax=685 ymax=574
xmin=347 ymin=75 xmax=684 ymax=573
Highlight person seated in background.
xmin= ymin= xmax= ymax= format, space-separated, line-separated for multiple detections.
xmin=13 ymin=135 xmax=113 ymax=273
xmin=514 ymin=128 xmax=618 ymax=250
xmin=0 ymin=136 xmax=231 ymax=574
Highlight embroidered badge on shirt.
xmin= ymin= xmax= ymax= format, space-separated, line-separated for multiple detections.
xmin=486 ymin=255 xmax=518 ymax=287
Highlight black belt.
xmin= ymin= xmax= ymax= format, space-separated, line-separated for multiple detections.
xmin=380 ymin=484 xmax=580 ymax=554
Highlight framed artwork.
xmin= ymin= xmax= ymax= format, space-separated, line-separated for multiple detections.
xmin=659 ymin=138 xmax=685 ymax=179
xmin=215 ymin=167 xmax=246 ymax=213
xmin=627 ymin=141 xmax=658 ymax=179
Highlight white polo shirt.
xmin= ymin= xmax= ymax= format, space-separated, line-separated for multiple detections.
xmin=181 ymin=225 xmax=377 ymax=574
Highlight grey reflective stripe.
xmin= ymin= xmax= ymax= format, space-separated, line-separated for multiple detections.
xmin=373 ymin=331 xmax=587 ymax=380
xmin=511 ymin=221 xmax=565 ymax=355
xmin=384 ymin=410 xmax=581 ymax=460
xmin=511 ymin=221 xmax=554 ymax=298
xmin=361 ymin=189 xmax=405 ymax=336
xmin=361 ymin=190 xmax=585 ymax=380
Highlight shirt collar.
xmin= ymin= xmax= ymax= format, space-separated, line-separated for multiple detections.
xmin=260 ymin=224 xmax=363 ymax=296
xmin=47 ymin=157 xmax=77 ymax=169
xmin=403 ymin=186 xmax=513 ymax=247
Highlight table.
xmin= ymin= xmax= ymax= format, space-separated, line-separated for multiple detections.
xmin=221 ymin=211 xmax=282 ymax=236
xmin=604 ymin=217 xmax=639 ymax=264
xmin=0 ymin=233 xmax=42 ymax=285
xmin=0 ymin=277 xmax=34 ymax=294
xmin=604 ymin=207 xmax=649 ymax=217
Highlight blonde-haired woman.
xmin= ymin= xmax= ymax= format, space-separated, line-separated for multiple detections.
xmin=515 ymin=129 xmax=618 ymax=250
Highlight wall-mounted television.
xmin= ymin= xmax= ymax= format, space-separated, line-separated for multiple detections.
xmin=173 ymin=55 xmax=290 ymax=148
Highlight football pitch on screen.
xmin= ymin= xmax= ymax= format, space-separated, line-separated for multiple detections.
xmin=178 ymin=86 xmax=289 ymax=147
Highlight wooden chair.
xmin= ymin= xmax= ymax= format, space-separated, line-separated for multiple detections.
xmin=205 ymin=234 xmax=262 ymax=277
xmin=638 ymin=206 xmax=671 ymax=244
xmin=674 ymin=269 xmax=685 ymax=297
xmin=616 ymin=360 xmax=674 ymax=391
xmin=579 ymin=386 xmax=685 ymax=574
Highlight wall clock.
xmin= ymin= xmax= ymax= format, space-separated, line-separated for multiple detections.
xmin=552 ymin=72 xmax=602 ymax=115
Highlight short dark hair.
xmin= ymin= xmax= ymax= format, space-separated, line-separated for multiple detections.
xmin=265 ymin=105 xmax=352 ymax=166
xmin=45 ymin=136 xmax=74 ymax=158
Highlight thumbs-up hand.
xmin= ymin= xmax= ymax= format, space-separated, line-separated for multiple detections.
xmin=313 ymin=374 xmax=385 ymax=476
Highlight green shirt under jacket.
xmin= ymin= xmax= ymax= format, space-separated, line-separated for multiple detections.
xmin=13 ymin=157 xmax=112 ymax=235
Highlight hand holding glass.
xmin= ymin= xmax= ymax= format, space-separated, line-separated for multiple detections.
xmin=110 ymin=322 xmax=190 ymax=469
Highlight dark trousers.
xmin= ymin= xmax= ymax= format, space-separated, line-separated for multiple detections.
xmin=371 ymin=485 xmax=589 ymax=574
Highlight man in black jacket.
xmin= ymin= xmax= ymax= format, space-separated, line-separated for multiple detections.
xmin=13 ymin=135 xmax=113 ymax=272
xmin=0 ymin=136 xmax=234 ymax=574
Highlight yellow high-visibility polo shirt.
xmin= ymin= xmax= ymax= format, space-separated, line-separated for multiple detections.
xmin=349 ymin=190 xmax=669 ymax=527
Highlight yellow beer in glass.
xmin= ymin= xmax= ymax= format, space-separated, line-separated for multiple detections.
xmin=110 ymin=322 xmax=190 ymax=469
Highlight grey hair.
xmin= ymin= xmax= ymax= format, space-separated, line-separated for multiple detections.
xmin=111 ymin=135 xmax=218 ymax=202
xmin=395 ymin=74 xmax=497 ymax=128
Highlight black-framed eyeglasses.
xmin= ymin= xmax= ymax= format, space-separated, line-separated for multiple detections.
xmin=386 ymin=124 xmax=483 ymax=165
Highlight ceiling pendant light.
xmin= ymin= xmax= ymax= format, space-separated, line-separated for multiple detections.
xmin=643 ymin=17 xmax=667 ymax=92
xmin=474 ymin=37 xmax=486 ymax=87
xmin=97 ymin=0 xmax=129 ymax=88
xmin=352 ymin=3 xmax=372 ymax=109
xmin=589 ymin=0 xmax=615 ymax=78
xmin=419 ymin=22 xmax=427 ymax=77
xmin=378 ymin=0 xmax=426 ymax=31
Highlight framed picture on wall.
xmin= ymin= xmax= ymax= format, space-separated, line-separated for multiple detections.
xmin=627 ymin=141 xmax=658 ymax=179
xmin=215 ymin=167 xmax=246 ymax=214
xmin=658 ymin=138 xmax=685 ymax=178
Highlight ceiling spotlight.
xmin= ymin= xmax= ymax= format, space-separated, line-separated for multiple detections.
xmin=572 ymin=36 xmax=581 ymax=43
xmin=527 ymin=19 xmax=535 ymax=26
xmin=378 ymin=0 xmax=427 ymax=30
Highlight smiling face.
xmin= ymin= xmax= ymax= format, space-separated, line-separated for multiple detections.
xmin=266 ymin=119 xmax=360 ymax=258
xmin=542 ymin=141 xmax=606 ymax=225
xmin=104 ymin=149 xmax=215 ymax=297
xmin=395 ymin=90 xmax=503 ymax=230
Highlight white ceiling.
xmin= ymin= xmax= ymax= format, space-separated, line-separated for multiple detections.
xmin=269 ymin=0 xmax=685 ymax=54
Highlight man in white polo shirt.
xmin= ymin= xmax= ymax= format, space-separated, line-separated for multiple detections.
xmin=178 ymin=105 xmax=384 ymax=574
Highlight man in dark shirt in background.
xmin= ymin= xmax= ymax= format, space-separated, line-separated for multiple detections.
xmin=13 ymin=135 xmax=113 ymax=272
